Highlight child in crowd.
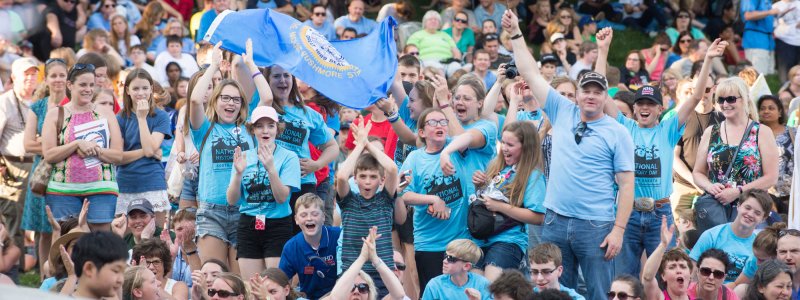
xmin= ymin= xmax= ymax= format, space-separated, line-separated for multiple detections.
xmin=421 ymin=239 xmax=491 ymax=300
xmin=336 ymin=116 xmax=401 ymax=297
xmin=70 ymin=231 xmax=129 ymax=299
xmin=530 ymin=243 xmax=585 ymax=299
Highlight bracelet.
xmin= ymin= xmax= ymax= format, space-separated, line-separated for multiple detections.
xmin=185 ymin=249 xmax=198 ymax=256
xmin=383 ymin=110 xmax=396 ymax=118
xmin=614 ymin=223 xmax=626 ymax=231
xmin=439 ymin=103 xmax=451 ymax=109
xmin=251 ymin=71 xmax=262 ymax=79
xmin=387 ymin=113 xmax=400 ymax=123
xmin=511 ymin=33 xmax=523 ymax=40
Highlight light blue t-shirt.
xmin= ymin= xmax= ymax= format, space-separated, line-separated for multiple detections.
xmin=192 ymin=119 xmax=255 ymax=205
xmin=233 ymin=145 xmax=301 ymax=218
xmin=303 ymin=19 xmax=337 ymax=41
xmin=275 ymin=105 xmax=334 ymax=185
xmin=741 ymin=0 xmax=775 ymax=50
xmin=333 ymin=15 xmax=377 ymax=35
xmin=117 ymin=109 xmax=173 ymax=193
xmin=689 ymin=223 xmax=756 ymax=283
xmin=400 ymin=145 xmax=472 ymax=252
xmin=197 ymin=10 xmax=218 ymax=42
xmin=742 ymin=254 xmax=758 ymax=279
xmin=393 ymin=96 xmax=417 ymax=169
xmin=149 ymin=36 xmax=196 ymax=56
xmin=542 ymin=89 xmax=635 ymax=221
xmin=485 ymin=167 xmax=546 ymax=252
xmin=422 ymin=273 xmax=492 ymax=300
xmin=474 ymin=3 xmax=506 ymax=34
xmin=616 ymin=114 xmax=684 ymax=199
xmin=462 ymin=119 xmax=498 ymax=167
xmin=534 ymin=286 xmax=585 ymax=300
xmin=87 ymin=13 xmax=110 ymax=31
xmin=483 ymin=71 xmax=497 ymax=91
xmin=517 ymin=110 xmax=543 ymax=123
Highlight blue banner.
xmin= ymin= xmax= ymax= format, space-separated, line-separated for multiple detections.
xmin=204 ymin=9 xmax=397 ymax=109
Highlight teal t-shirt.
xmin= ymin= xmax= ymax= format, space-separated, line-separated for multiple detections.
xmin=422 ymin=273 xmax=492 ymax=300
xmin=400 ymin=144 xmax=472 ymax=252
xmin=534 ymin=286 xmax=586 ymax=300
xmin=442 ymin=27 xmax=476 ymax=55
xmin=485 ymin=167 xmax=546 ymax=252
xmin=394 ymin=96 xmax=418 ymax=169
xmin=616 ymin=114 xmax=685 ymax=199
xmin=689 ymin=223 xmax=756 ymax=283
xmin=275 ymin=105 xmax=334 ymax=185
xmin=233 ymin=145 xmax=301 ymax=217
xmin=192 ymin=119 xmax=254 ymax=205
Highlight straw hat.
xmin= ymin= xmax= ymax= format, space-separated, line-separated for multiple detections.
xmin=48 ymin=228 xmax=89 ymax=272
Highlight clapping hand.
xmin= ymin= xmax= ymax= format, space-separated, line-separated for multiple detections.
xmin=705 ymin=38 xmax=728 ymax=58
xmin=233 ymin=146 xmax=246 ymax=174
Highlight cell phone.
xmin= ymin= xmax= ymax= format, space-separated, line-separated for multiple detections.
xmin=398 ymin=169 xmax=411 ymax=188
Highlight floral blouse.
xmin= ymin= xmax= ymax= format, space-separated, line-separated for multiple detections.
xmin=771 ymin=126 xmax=795 ymax=197
xmin=706 ymin=122 xmax=762 ymax=187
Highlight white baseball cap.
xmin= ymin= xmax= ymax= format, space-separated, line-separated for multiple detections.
xmin=251 ymin=106 xmax=280 ymax=123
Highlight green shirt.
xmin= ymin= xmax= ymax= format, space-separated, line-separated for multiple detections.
xmin=442 ymin=27 xmax=476 ymax=55
xmin=406 ymin=30 xmax=458 ymax=61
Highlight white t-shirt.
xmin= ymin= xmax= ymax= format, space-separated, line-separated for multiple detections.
xmin=620 ymin=0 xmax=645 ymax=19
xmin=153 ymin=52 xmax=199 ymax=86
xmin=774 ymin=0 xmax=800 ymax=46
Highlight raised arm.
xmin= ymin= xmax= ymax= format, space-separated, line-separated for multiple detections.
xmin=335 ymin=117 xmax=371 ymax=198
xmin=189 ymin=42 xmax=221 ymax=130
xmin=644 ymin=48 xmax=662 ymax=74
xmin=330 ymin=228 xmax=376 ymax=299
xmin=641 ymin=216 xmax=673 ymax=300
xmin=375 ymin=98 xmax=417 ymax=145
xmin=502 ymin=9 xmax=550 ymax=107
xmin=480 ymin=65 xmax=509 ymax=125
xmin=594 ymin=28 xmax=620 ymax=119
xmin=365 ymin=139 xmax=398 ymax=196
xmin=439 ymin=129 xmax=483 ymax=176
xmin=430 ymin=74 xmax=464 ymax=136
xmin=677 ymin=39 xmax=727 ymax=126
xmin=242 ymin=38 xmax=273 ymax=108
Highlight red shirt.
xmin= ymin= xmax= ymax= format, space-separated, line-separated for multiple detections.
xmin=306 ymin=102 xmax=331 ymax=186
xmin=163 ymin=0 xmax=194 ymax=22
xmin=344 ymin=114 xmax=397 ymax=159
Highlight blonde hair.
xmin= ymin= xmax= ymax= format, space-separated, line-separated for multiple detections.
xmin=123 ymin=266 xmax=150 ymax=300
xmin=715 ymin=77 xmax=759 ymax=121
xmin=358 ymin=270 xmax=379 ymax=300
xmin=738 ymin=67 xmax=759 ymax=87
xmin=294 ymin=193 xmax=324 ymax=212
xmin=206 ymin=79 xmax=249 ymax=126
xmin=446 ymin=239 xmax=482 ymax=264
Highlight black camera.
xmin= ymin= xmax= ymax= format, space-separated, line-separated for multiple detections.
xmin=504 ymin=63 xmax=518 ymax=79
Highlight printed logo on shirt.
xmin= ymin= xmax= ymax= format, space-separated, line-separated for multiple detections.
xmin=393 ymin=142 xmax=416 ymax=168
xmin=211 ymin=134 xmax=250 ymax=170
xmin=727 ymin=253 xmax=747 ymax=282
xmin=635 ymin=144 xmax=661 ymax=185
xmin=277 ymin=119 xmax=309 ymax=151
xmin=422 ymin=175 xmax=464 ymax=204
xmin=243 ymin=170 xmax=276 ymax=205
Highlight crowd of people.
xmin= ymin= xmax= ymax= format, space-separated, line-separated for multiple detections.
xmin=0 ymin=0 xmax=799 ymax=299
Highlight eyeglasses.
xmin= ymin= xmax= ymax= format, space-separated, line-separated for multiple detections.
xmin=699 ymin=267 xmax=726 ymax=280
xmin=314 ymin=12 xmax=326 ymax=16
xmin=530 ymin=268 xmax=556 ymax=276
xmin=104 ymin=4 xmax=115 ymax=8
xmin=208 ymin=289 xmax=240 ymax=297
xmin=144 ymin=259 xmax=163 ymax=268
xmin=445 ymin=254 xmax=467 ymax=263
xmin=574 ymin=122 xmax=587 ymax=144
xmin=677 ymin=14 xmax=691 ymax=18
xmin=395 ymin=263 xmax=406 ymax=271
xmin=779 ymin=229 xmax=800 ymax=238
xmin=679 ymin=39 xmax=692 ymax=44
xmin=46 ymin=58 xmax=66 ymax=65
xmin=717 ymin=96 xmax=739 ymax=104
xmin=454 ymin=18 xmax=468 ymax=24
xmin=219 ymin=95 xmax=243 ymax=104
xmin=351 ymin=283 xmax=369 ymax=294
xmin=425 ymin=119 xmax=448 ymax=127
xmin=607 ymin=291 xmax=635 ymax=300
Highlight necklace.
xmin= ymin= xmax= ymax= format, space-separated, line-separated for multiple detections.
xmin=724 ymin=122 xmax=729 ymax=145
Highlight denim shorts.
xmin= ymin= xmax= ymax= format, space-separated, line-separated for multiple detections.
xmin=195 ymin=202 xmax=240 ymax=246
xmin=180 ymin=176 xmax=199 ymax=201
xmin=45 ymin=193 xmax=117 ymax=223
xmin=475 ymin=241 xmax=528 ymax=273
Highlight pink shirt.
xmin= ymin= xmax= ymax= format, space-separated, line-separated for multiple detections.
xmin=687 ymin=282 xmax=739 ymax=300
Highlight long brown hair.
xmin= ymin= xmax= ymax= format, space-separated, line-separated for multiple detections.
xmin=135 ymin=1 xmax=164 ymax=48
xmin=121 ymin=69 xmax=157 ymax=117
xmin=479 ymin=121 xmax=542 ymax=207
xmin=260 ymin=268 xmax=301 ymax=300
xmin=109 ymin=14 xmax=133 ymax=54
xmin=216 ymin=272 xmax=251 ymax=300
xmin=265 ymin=66 xmax=298 ymax=113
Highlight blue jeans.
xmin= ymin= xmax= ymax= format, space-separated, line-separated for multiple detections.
xmin=616 ymin=204 xmax=674 ymax=278
xmin=542 ymin=209 xmax=615 ymax=300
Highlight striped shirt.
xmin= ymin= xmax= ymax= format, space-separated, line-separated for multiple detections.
xmin=338 ymin=189 xmax=395 ymax=272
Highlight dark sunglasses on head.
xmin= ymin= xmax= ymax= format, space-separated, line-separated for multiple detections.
xmin=445 ymin=254 xmax=467 ymax=263
xmin=69 ymin=63 xmax=96 ymax=79
xmin=699 ymin=267 xmax=726 ymax=280
xmin=351 ymin=283 xmax=369 ymax=294
xmin=208 ymin=289 xmax=240 ymax=297
xmin=717 ymin=96 xmax=739 ymax=104
xmin=485 ymin=34 xmax=499 ymax=41
xmin=46 ymin=58 xmax=66 ymax=65
xmin=574 ymin=121 xmax=588 ymax=144
xmin=454 ymin=18 xmax=468 ymax=24
xmin=779 ymin=229 xmax=800 ymax=238
xmin=395 ymin=263 xmax=406 ymax=271
xmin=607 ymin=291 xmax=635 ymax=300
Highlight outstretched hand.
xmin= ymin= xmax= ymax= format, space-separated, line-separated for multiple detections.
xmin=501 ymin=9 xmax=521 ymax=34
xmin=596 ymin=27 xmax=613 ymax=50
xmin=659 ymin=215 xmax=675 ymax=246
xmin=706 ymin=38 xmax=728 ymax=58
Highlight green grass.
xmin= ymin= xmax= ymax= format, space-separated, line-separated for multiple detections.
xmin=20 ymin=271 xmax=41 ymax=288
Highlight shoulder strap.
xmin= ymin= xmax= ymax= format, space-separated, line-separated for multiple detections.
xmin=198 ymin=122 xmax=216 ymax=157
xmin=56 ymin=106 xmax=64 ymax=146
xmin=723 ymin=121 xmax=755 ymax=179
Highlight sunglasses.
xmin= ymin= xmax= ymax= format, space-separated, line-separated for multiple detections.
xmin=68 ymin=63 xmax=96 ymax=79
xmin=425 ymin=119 xmax=449 ymax=127
xmin=717 ymin=96 xmax=739 ymax=104
xmin=699 ymin=267 xmax=726 ymax=280
xmin=574 ymin=121 xmax=587 ymax=144
xmin=208 ymin=289 xmax=240 ymax=297
xmin=679 ymin=39 xmax=692 ymax=44
xmin=314 ymin=12 xmax=326 ymax=16
xmin=454 ymin=18 xmax=468 ymax=24
xmin=46 ymin=58 xmax=66 ymax=65
xmin=104 ymin=4 xmax=115 ymax=8
xmin=607 ymin=291 xmax=635 ymax=300
xmin=395 ymin=263 xmax=406 ymax=271
xmin=779 ymin=229 xmax=800 ymax=238
xmin=485 ymin=34 xmax=499 ymax=41
xmin=445 ymin=254 xmax=467 ymax=263
xmin=677 ymin=14 xmax=690 ymax=18
xmin=530 ymin=268 xmax=556 ymax=276
xmin=351 ymin=283 xmax=369 ymax=294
